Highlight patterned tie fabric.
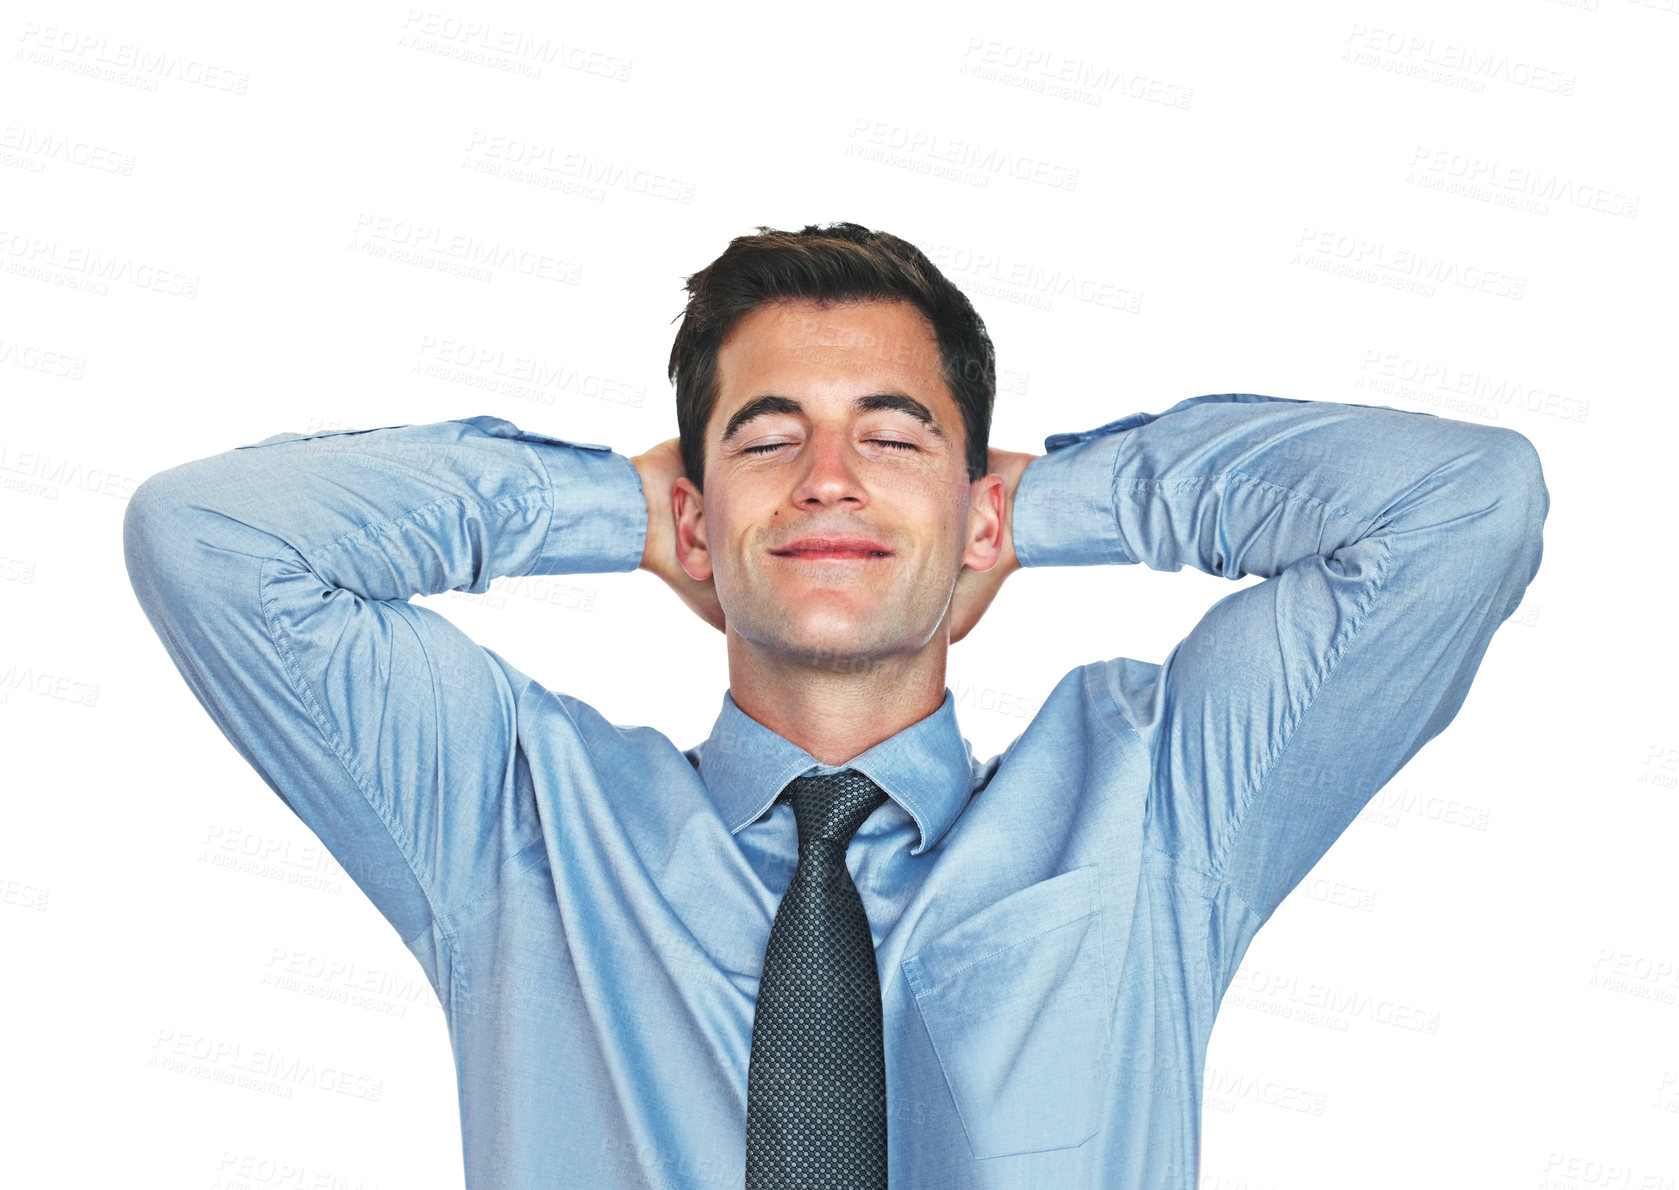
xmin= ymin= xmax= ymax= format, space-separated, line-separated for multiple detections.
xmin=745 ymin=769 xmax=890 ymax=1189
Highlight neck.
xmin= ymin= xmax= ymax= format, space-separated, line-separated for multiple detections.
xmin=725 ymin=630 xmax=949 ymax=766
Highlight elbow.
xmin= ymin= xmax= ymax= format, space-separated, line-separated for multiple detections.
xmin=1485 ymin=427 xmax=1548 ymax=553
xmin=124 ymin=470 xmax=182 ymax=562
xmin=1376 ymin=424 xmax=1549 ymax=617
xmin=123 ymin=466 xmax=211 ymax=604
xmin=123 ymin=472 xmax=177 ymax=604
xmin=1457 ymin=426 xmax=1549 ymax=588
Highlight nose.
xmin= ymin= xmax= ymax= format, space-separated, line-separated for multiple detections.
xmin=792 ymin=428 xmax=868 ymax=508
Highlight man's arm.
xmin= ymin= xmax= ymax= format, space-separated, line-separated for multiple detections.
xmin=122 ymin=416 xmax=646 ymax=955
xmin=1009 ymin=393 xmax=1548 ymax=933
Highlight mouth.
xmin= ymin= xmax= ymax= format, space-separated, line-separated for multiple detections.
xmin=770 ymin=549 xmax=892 ymax=561
xmin=770 ymin=537 xmax=892 ymax=561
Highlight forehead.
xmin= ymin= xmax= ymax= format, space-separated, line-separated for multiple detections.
xmin=715 ymin=299 xmax=947 ymax=405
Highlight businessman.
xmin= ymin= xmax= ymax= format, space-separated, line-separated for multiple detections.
xmin=124 ymin=222 xmax=1548 ymax=1188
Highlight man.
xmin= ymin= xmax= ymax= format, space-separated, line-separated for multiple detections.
xmin=123 ymin=222 xmax=1548 ymax=1188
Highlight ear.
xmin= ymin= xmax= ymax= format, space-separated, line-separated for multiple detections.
xmin=672 ymin=476 xmax=713 ymax=581
xmin=961 ymin=473 xmax=1005 ymax=572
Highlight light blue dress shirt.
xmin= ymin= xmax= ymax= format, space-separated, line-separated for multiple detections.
xmin=123 ymin=393 xmax=1547 ymax=1189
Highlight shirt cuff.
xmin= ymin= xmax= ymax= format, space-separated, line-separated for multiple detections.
xmin=526 ymin=435 xmax=648 ymax=576
xmin=1011 ymin=420 xmax=1132 ymax=569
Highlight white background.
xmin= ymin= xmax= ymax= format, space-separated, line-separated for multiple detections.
xmin=3 ymin=1 xmax=1675 ymax=1187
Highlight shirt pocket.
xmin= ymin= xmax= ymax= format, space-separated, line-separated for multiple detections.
xmin=901 ymin=865 xmax=1109 ymax=1159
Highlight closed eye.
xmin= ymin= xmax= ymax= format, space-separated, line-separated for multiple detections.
xmin=742 ymin=440 xmax=919 ymax=455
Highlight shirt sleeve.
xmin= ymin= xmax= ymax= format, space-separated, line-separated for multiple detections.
xmin=1010 ymin=393 xmax=1548 ymax=928
xmin=122 ymin=416 xmax=647 ymax=947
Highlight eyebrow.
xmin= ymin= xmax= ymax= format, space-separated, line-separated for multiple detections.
xmin=720 ymin=393 xmax=947 ymax=444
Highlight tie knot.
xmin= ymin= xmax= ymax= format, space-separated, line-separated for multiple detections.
xmin=780 ymin=769 xmax=887 ymax=849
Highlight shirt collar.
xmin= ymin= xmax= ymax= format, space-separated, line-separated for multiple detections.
xmin=694 ymin=687 xmax=974 ymax=856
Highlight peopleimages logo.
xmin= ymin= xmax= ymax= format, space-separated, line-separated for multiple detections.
xmin=847 ymin=118 xmax=1081 ymax=192
xmin=1341 ymin=24 xmax=1576 ymax=96
xmin=958 ymin=37 xmax=1194 ymax=109
xmin=0 ymin=125 xmax=137 ymax=175
xmin=0 ymin=229 xmax=200 ymax=298
xmin=148 ymin=1028 xmax=385 ymax=1101
xmin=1355 ymin=349 xmax=1590 ymax=424
xmin=464 ymin=133 xmax=696 ymax=203
xmin=413 ymin=334 xmax=645 ymax=409
xmin=1293 ymin=226 xmax=1527 ymax=300
xmin=398 ymin=10 xmax=632 ymax=81
xmin=1408 ymin=145 xmax=1640 ymax=220
xmin=349 ymin=213 xmax=582 ymax=285
xmin=0 ymin=442 xmax=138 ymax=500
xmin=0 ymin=336 xmax=86 ymax=380
xmin=16 ymin=23 xmax=251 ymax=94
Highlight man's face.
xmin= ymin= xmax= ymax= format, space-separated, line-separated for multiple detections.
xmin=674 ymin=298 xmax=999 ymax=668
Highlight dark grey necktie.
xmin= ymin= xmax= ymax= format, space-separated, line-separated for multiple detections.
xmin=745 ymin=770 xmax=889 ymax=1190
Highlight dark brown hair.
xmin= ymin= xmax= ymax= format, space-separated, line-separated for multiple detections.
xmin=667 ymin=222 xmax=995 ymax=493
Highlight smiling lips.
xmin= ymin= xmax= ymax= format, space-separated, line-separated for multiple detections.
xmin=770 ymin=536 xmax=892 ymax=560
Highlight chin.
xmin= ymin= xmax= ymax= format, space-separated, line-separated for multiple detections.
xmin=785 ymin=617 xmax=883 ymax=659
xmin=739 ymin=609 xmax=895 ymax=668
